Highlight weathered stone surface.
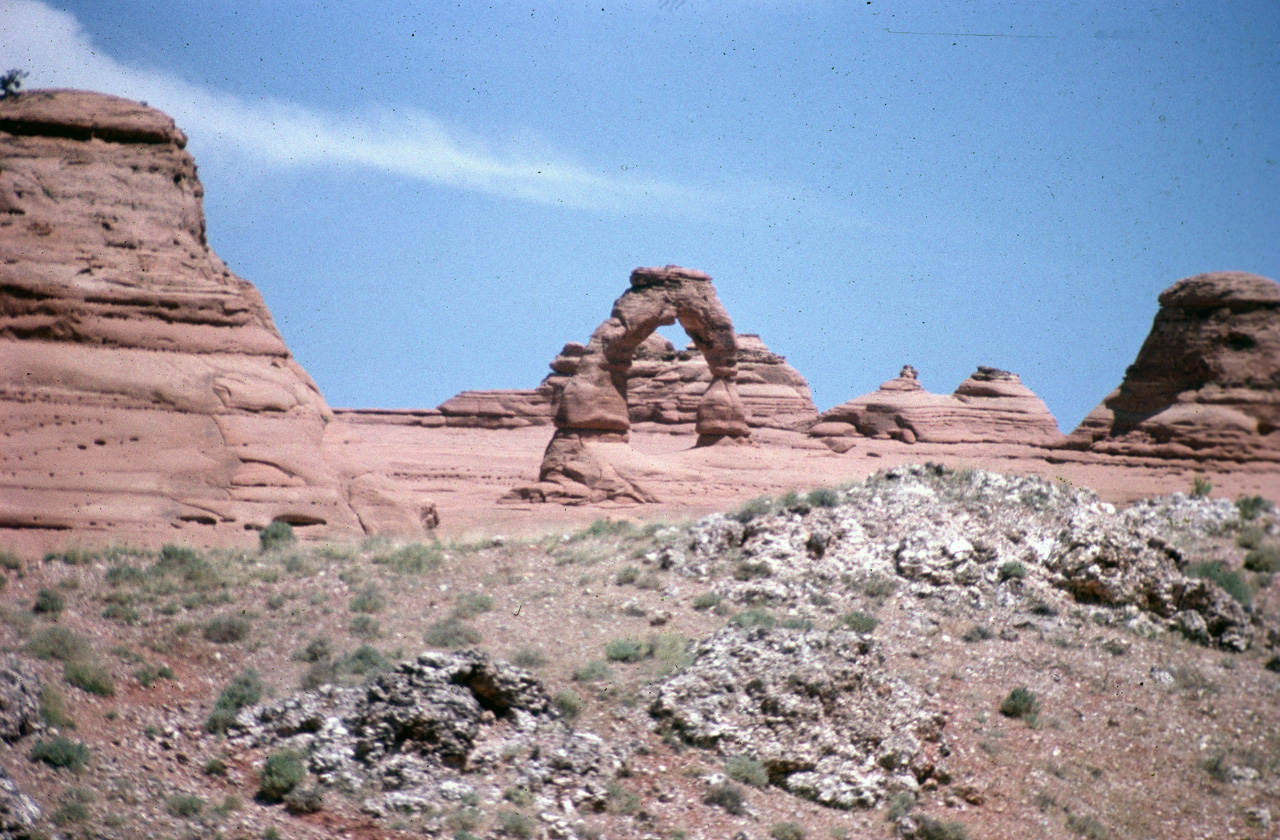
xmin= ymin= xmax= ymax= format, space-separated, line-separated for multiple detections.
xmin=647 ymin=626 xmax=947 ymax=809
xmin=0 ymin=90 xmax=426 ymax=543
xmin=810 ymin=365 xmax=1062 ymax=448
xmin=231 ymin=650 xmax=623 ymax=817
xmin=0 ymin=656 xmax=39 ymax=743
xmin=1066 ymin=271 xmax=1280 ymax=461
xmin=0 ymin=763 xmax=40 ymax=840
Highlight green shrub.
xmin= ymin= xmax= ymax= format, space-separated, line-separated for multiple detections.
xmin=105 ymin=564 xmax=147 ymax=586
xmin=726 ymin=754 xmax=769 ymax=787
xmin=284 ymin=786 xmax=324 ymax=814
xmin=259 ymin=749 xmax=306 ymax=801
xmin=349 ymin=615 xmax=381 ymax=639
xmin=692 ymin=591 xmax=722 ymax=610
xmin=703 ymin=781 xmax=745 ymax=815
xmin=730 ymin=608 xmax=775 ymax=629
xmin=1066 ymin=812 xmax=1109 ymax=840
xmin=33 ymin=587 xmax=65 ymax=615
xmin=340 ymin=644 xmax=391 ymax=677
xmin=615 ymin=565 xmax=640 ymax=585
xmin=423 ymin=618 xmax=482 ymax=648
xmin=102 ymin=602 xmax=140 ymax=624
xmin=841 ymin=610 xmax=879 ymax=634
xmin=63 ymin=661 xmax=114 ymax=697
xmin=770 ymin=821 xmax=807 ymax=840
xmin=916 ymin=815 xmax=970 ymax=840
xmin=606 ymin=782 xmax=640 ymax=815
xmin=1187 ymin=561 xmax=1253 ymax=605
xmin=999 ymin=686 xmax=1040 ymax=722
xmin=1243 ymin=545 xmax=1280 ymax=573
xmin=1236 ymin=526 xmax=1267 ymax=549
xmin=165 ymin=794 xmax=205 ymax=818
xmin=572 ymin=660 xmax=614 ymax=683
xmin=39 ymin=684 xmax=74 ymax=728
xmin=30 ymin=736 xmax=89 ymax=771
xmin=1236 ymin=495 xmax=1273 ymax=521
xmin=511 ymin=647 xmax=547 ymax=668
xmin=44 ymin=547 xmax=98 ymax=566
xmin=806 ymin=487 xmax=840 ymax=508
xmin=1190 ymin=475 xmax=1213 ymax=498
xmin=348 ymin=586 xmax=386 ymax=614
xmin=734 ymin=560 xmax=772 ymax=580
xmin=731 ymin=495 xmax=774 ymax=523
xmin=204 ymin=757 xmax=227 ymax=776
xmin=27 ymin=626 xmax=91 ymax=661
xmin=259 ymin=520 xmax=296 ymax=552
xmin=575 ymin=518 xmax=638 ymax=540
xmin=300 ymin=661 xmax=338 ymax=690
xmin=0 ymin=551 xmax=24 ymax=576
xmin=1265 ymin=656 xmax=1280 ymax=673
xmin=206 ymin=669 xmax=264 ymax=733
xmin=372 ymin=543 xmax=442 ymax=574
xmin=497 ymin=810 xmax=537 ymax=838
xmin=203 ymin=615 xmax=252 ymax=644
xmin=453 ymin=591 xmax=495 ymax=618
xmin=294 ymin=636 xmax=333 ymax=663
xmin=604 ymin=639 xmax=647 ymax=662
xmin=998 ymin=560 xmax=1028 ymax=582
xmin=553 ymin=689 xmax=583 ymax=720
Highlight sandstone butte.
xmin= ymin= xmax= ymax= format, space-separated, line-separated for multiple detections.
xmin=1066 ymin=271 xmax=1280 ymax=462
xmin=2 ymin=90 xmax=1278 ymax=554
xmin=0 ymin=90 xmax=431 ymax=544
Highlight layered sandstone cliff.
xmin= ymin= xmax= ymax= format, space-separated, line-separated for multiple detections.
xmin=809 ymin=365 xmax=1063 ymax=450
xmin=0 ymin=90 xmax=425 ymax=541
xmin=1066 ymin=271 xmax=1280 ymax=461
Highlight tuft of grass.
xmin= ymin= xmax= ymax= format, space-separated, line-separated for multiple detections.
xmin=1186 ymin=560 xmax=1253 ymax=605
xmin=1236 ymin=495 xmax=1272 ymax=521
xmin=999 ymin=687 xmax=1040 ymax=723
xmin=340 ymin=644 xmax=391 ymax=677
xmin=39 ymin=684 xmax=74 ymax=728
xmin=27 ymin=626 xmax=91 ymax=662
xmin=293 ymin=636 xmax=333 ymax=663
xmin=497 ymin=810 xmax=538 ymax=838
xmin=29 ymin=735 xmax=89 ymax=771
xmin=726 ymin=755 xmax=769 ymax=788
xmin=422 ymin=618 xmax=482 ymax=648
xmin=1190 ymin=475 xmax=1213 ymax=498
xmin=63 ymin=661 xmax=114 ymax=697
xmin=372 ymin=542 xmax=442 ymax=574
xmin=258 ymin=520 xmax=296 ymax=553
xmin=734 ymin=560 xmax=772 ymax=580
xmin=44 ymin=547 xmax=98 ymax=566
xmin=703 ymin=781 xmax=746 ymax=815
xmin=770 ymin=822 xmax=807 ymax=840
xmin=349 ymin=615 xmax=381 ymax=639
xmin=510 ymin=647 xmax=547 ymax=669
xmin=258 ymin=748 xmax=306 ymax=801
xmin=604 ymin=638 xmax=647 ymax=662
xmin=0 ymin=551 xmax=23 ymax=576
xmin=203 ymin=614 xmax=252 ymax=644
xmin=692 ymin=591 xmax=722 ymax=611
xmin=615 ymin=565 xmax=641 ymax=585
xmin=916 ymin=815 xmax=970 ymax=840
xmin=731 ymin=495 xmax=775 ymax=523
xmin=841 ymin=610 xmax=879 ymax=634
xmin=572 ymin=660 xmax=614 ymax=683
xmin=998 ymin=560 xmax=1028 ymax=582
xmin=33 ymin=587 xmax=65 ymax=615
xmin=166 ymin=794 xmax=205 ymax=818
xmin=348 ymin=586 xmax=386 ymax=614
xmin=730 ymin=608 xmax=775 ymax=629
xmin=806 ymin=487 xmax=840 ymax=508
xmin=283 ymin=786 xmax=324 ymax=815
xmin=154 ymin=544 xmax=220 ymax=588
xmin=206 ymin=669 xmax=264 ymax=733
xmin=453 ymin=591 xmax=495 ymax=618
xmin=1243 ymin=544 xmax=1280 ymax=573
xmin=553 ymin=689 xmax=583 ymax=720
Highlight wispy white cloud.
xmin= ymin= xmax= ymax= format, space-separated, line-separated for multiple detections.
xmin=0 ymin=0 xmax=695 ymax=211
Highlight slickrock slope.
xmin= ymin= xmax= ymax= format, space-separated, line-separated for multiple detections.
xmin=1067 ymin=271 xmax=1280 ymax=461
xmin=0 ymin=90 xmax=424 ymax=543
xmin=809 ymin=365 xmax=1063 ymax=451
xmin=435 ymin=331 xmax=816 ymax=432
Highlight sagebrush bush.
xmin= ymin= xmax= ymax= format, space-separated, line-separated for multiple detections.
xmin=770 ymin=821 xmax=806 ymax=840
xmin=615 ymin=565 xmax=641 ymax=585
xmin=731 ymin=495 xmax=774 ymax=523
xmin=284 ymin=786 xmax=324 ymax=814
xmin=572 ymin=660 xmax=613 ymax=683
xmin=206 ymin=669 xmax=263 ymax=733
xmin=30 ymin=736 xmax=89 ymax=771
xmin=372 ymin=542 xmax=442 ymax=574
xmin=734 ymin=560 xmax=772 ymax=580
xmin=998 ymin=560 xmax=1028 ymax=582
xmin=1190 ymin=475 xmax=1213 ymax=498
xmin=692 ymin=591 xmax=722 ymax=610
xmin=165 ymin=794 xmax=204 ymax=818
xmin=258 ymin=520 xmax=295 ymax=552
xmin=497 ymin=810 xmax=537 ymax=838
xmin=916 ymin=815 xmax=970 ymax=840
xmin=726 ymin=755 xmax=769 ymax=787
xmin=604 ymin=639 xmax=647 ymax=662
xmin=841 ymin=610 xmax=879 ymax=634
xmin=203 ymin=615 xmax=252 ymax=644
xmin=730 ymin=608 xmax=775 ymax=629
xmin=453 ymin=591 xmax=494 ymax=618
xmin=1236 ymin=495 xmax=1273 ymax=521
xmin=999 ymin=686 xmax=1040 ymax=722
xmin=1243 ymin=545 xmax=1280 ymax=573
xmin=33 ymin=587 xmax=65 ymax=615
xmin=553 ymin=689 xmax=583 ymax=720
xmin=703 ymin=781 xmax=746 ymax=814
xmin=423 ymin=618 xmax=481 ymax=648
xmin=64 ymin=661 xmax=114 ymax=697
xmin=511 ymin=647 xmax=547 ymax=668
xmin=806 ymin=487 xmax=840 ymax=508
xmin=259 ymin=749 xmax=305 ymax=801
xmin=27 ymin=626 xmax=91 ymax=661
xmin=349 ymin=615 xmax=381 ymax=639
xmin=348 ymin=586 xmax=386 ymax=614
xmin=1186 ymin=561 xmax=1252 ymax=605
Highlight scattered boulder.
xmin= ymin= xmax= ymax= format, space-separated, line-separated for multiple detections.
xmin=810 ymin=365 xmax=1062 ymax=448
xmin=647 ymin=625 xmax=947 ymax=809
xmin=230 ymin=650 xmax=623 ymax=817
xmin=0 ymin=656 xmax=39 ymax=742
xmin=0 ymin=90 xmax=426 ymax=542
xmin=1067 ymin=271 xmax=1280 ymax=460
xmin=0 ymin=764 xmax=40 ymax=840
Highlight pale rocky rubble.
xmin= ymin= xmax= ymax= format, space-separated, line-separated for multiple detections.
xmin=0 ymin=90 xmax=429 ymax=542
xmin=1067 ymin=270 xmax=1280 ymax=461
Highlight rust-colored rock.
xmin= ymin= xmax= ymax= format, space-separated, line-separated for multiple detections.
xmin=810 ymin=365 xmax=1062 ymax=449
xmin=1066 ymin=271 xmax=1280 ymax=461
xmin=0 ymin=90 xmax=426 ymax=544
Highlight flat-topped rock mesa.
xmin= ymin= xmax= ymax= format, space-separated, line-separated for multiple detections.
xmin=810 ymin=364 xmax=1064 ymax=451
xmin=1067 ymin=271 xmax=1280 ymax=461
xmin=433 ymin=332 xmax=816 ymax=432
xmin=0 ymin=90 xmax=427 ymax=541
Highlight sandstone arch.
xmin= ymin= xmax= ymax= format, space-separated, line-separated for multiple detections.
xmin=534 ymin=266 xmax=750 ymax=502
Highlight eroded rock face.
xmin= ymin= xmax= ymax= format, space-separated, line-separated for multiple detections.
xmin=0 ymin=656 xmax=40 ymax=743
xmin=1067 ymin=271 xmax=1280 ymax=460
xmin=810 ymin=365 xmax=1062 ymax=449
xmin=648 ymin=626 xmax=947 ymax=809
xmin=0 ymin=90 xmax=423 ymax=542
xmin=231 ymin=650 xmax=623 ymax=820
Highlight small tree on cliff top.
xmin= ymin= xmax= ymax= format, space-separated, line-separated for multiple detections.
xmin=1 ymin=69 xmax=29 ymax=99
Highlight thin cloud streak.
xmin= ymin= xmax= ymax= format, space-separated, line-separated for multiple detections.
xmin=0 ymin=0 xmax=695 ymax=212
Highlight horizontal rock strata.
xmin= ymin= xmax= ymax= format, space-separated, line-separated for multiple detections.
xmin=1066 ymin=271 xmax=1280 ymax=461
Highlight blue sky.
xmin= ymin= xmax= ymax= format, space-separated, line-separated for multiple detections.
xmin=3 ymin=1 xmax=1278 ymax=430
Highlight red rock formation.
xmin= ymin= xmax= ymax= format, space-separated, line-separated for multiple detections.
xmin=1066 ymin=271 xmax=1280 ymax=461
xmin=0 ymin=90 xmax=428 ymax=543
xmin=810 ymin=365 xmax=1062 ymax=450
